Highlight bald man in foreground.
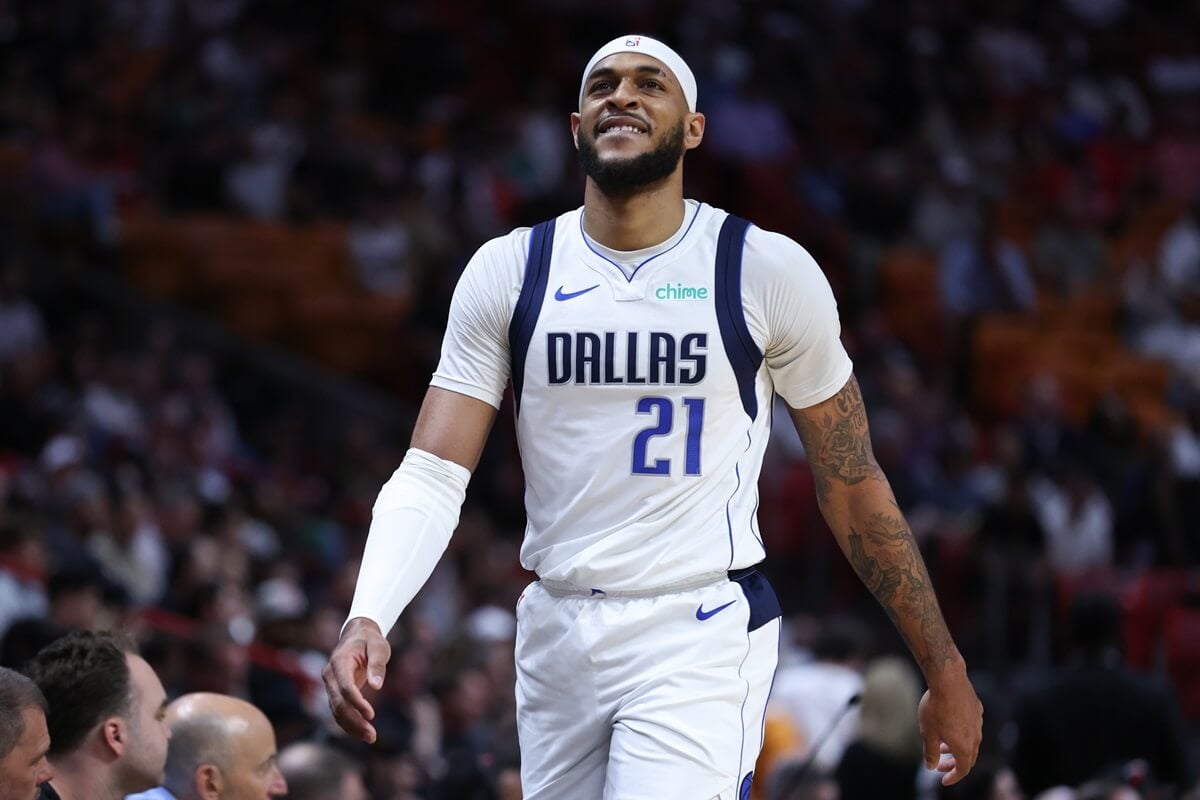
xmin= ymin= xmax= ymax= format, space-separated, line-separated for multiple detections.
xmin=125 ymin=694 xmax=287 ymax=800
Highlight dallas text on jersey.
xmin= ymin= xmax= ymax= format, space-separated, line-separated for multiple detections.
xmin=546 ymin=331 xmax=707 ymax=385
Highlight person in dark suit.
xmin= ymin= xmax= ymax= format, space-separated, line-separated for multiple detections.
xmin=1012 ymin=591 xmax=1194 ymax=795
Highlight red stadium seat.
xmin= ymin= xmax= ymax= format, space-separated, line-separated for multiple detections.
xmin=1119 ymin=570 xmax=1193 ymax=670
xmin=1163 ymin=604 xmax=1200 ymax=719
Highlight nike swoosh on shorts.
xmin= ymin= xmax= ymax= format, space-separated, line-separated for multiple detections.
xmin=696 ymin=600 xmax=736 ymax=620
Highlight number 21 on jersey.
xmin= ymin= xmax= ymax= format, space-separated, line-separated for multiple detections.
xmin=631 ymin=397 xmax=704 ymax=476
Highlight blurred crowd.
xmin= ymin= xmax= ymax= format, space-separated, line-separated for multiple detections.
xmin=0 ymin=0 xmax=1199 ymax=798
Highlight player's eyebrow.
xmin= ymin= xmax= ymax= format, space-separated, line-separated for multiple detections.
xmin=586 ymin=64 xmax=668 ymax=84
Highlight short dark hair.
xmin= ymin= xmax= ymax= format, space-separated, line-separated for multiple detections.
xmin=0 ymin=666 xmax=48 ymax=757
xmin=24 ymin=630 xmax=138 ymax=757
xmin=1069 ymin=591 xmax=1122 ymax=658
xmin=812 ymin=617 xmax=871 ymax=663
xmin=46 ymin=567 xmax=103 ymax=604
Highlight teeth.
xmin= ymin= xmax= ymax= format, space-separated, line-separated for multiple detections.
xmin=602 ymin=125 xmax=644 ymax=135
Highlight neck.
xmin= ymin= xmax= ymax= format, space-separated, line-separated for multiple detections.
xmin=47 ymin=772 xmax=121 ymax=800
xmin=49 ymin=752 xmax=126 ymax=800
xmin=581 ymin=173 xmax=685 ymax=251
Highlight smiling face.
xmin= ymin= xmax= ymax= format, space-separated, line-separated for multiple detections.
xmin=572 ymin=53 xmax=704 ymax=194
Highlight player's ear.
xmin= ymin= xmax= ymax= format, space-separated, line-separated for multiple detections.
xmin=683 ymin=111 xmax=705 ymax=151
xmin=570 ymin=112 xmax=582 ymax=150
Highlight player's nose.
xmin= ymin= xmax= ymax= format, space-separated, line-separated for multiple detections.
xmin=606 ymin=76 xmax=641 ymax=108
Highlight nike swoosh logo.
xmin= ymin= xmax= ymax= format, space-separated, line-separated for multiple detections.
xmin=554 ymin=284 xmax=600 ymax=301
xmin=696 ymin=600 xmax=736 ymax=621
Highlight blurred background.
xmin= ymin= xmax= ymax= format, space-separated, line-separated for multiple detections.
xmin=0 ymin=0 xmax=1198 ymax=798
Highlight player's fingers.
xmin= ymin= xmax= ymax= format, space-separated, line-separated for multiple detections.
xmin=365 ymin=635 xmax=392 ymax=691
xmin=936 ymin=756 xmax=956 ymax=773
xmin=942 ymin=763 xmax=970 ymax=786
xmin=330 ymin=694 xmax=377 ymax=742
xmin=957 ymin=730 xmax=980 ymax=772
xmin=324 ymin=651 xmax=375 ymax=720
xmin=920 ymin=727 xmax=940 ymax=770
xmin=322 ymin=663 xmax=377 ymax=742
xmin=940 ymin=740 xmax=977 ymax=784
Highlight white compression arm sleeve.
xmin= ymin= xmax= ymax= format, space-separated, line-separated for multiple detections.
xmin=344 ymin=447 xmax=470 ymax=634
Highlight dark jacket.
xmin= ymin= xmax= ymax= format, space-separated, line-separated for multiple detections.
xmin=1013 ymin=662 xmax=1194 ymax=794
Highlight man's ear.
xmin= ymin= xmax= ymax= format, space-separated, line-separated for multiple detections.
xmin=683 ymin=112 xmax=705 ymax=151
xmin=100 ymin=717 xmax=125 ymax=758
xmin=195 ymin=763 xmax=224 ymax=800
xmin=570 ymin=112 xmax=582 ymax=150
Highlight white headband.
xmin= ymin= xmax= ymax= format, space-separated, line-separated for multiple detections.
xmin=579 ymin=35 xmax=697 ymax=112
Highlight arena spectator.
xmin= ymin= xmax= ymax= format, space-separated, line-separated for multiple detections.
xmin=276 ymin=742 xmax=367 ymax=800
xmin=1028 ymin=463 xmax=1115 ymax=578
xmin=767 ymin=617 xmax=869 ymax=774
xmin=0 ymin=666 xmax=54 ymax=800
xmin=127 ymin=692 xmax=287 ymax=800
xmin=835 ymin=658 xmax=924 ymax=800
xmin=0 ymin=568 xmax=106 ymax=671
xmin=24 ymin=631 xmax=170 ymax=800
xmin=0 ymin=518 xmax=49 ymax=639
xmin=1012 ymin=592 xmax=1194 ymax=795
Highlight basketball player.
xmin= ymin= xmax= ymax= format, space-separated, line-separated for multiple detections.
xmin=323 ymin=35 xmax=983 ymax=799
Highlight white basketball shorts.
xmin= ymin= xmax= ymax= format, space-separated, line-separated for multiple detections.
xmin=514 ymin=568 xmax=782 ymax=800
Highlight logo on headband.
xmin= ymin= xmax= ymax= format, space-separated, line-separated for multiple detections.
xmin=625 ymin=37 xmax=641 ymax=47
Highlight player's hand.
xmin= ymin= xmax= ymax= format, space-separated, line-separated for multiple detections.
xmin=918 ymin=666 xmax=983 ymax=785
xmin=322 ymin=617 xmax=391 ymax=743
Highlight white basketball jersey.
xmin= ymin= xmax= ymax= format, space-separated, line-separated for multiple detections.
xmin=431 ymin=200 xmax=852 ymax=592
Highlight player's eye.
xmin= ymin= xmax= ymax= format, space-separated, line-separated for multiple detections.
xmin=643 ymin=79 xmax=663 ymax=90
xmin=590 ymin=80 xmax=612 ymax=93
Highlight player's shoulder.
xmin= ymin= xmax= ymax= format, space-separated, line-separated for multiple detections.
xmin=731 ymin=218 xmax=827 ymax=290
xmin=471 ymin=207 xmax=581 ymax=270
xmin=471 ymin=226 xmax=532 ymax=270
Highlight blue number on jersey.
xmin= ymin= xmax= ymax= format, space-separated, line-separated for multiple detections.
xmin=631 ymin=397 xmax=705 ymax=476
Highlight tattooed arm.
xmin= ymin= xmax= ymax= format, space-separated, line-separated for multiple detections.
xmin=790 ymin=375 xmax=983 ymax=784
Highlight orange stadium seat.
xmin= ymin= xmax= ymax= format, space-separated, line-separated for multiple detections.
xmin=1108 ymin=355 xmax=1173 ymax=406
xmin=972 ymin=315 xmax=1037 ymax=417
xmin=879 ymin=246 xmax=943 ymax=361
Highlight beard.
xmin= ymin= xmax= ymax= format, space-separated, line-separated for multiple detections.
xmin=577 ymin=121 xmax=685 ymax=194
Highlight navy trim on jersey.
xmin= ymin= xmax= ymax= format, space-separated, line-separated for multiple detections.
xmin=579 ymin=201 xmax=703 ymax=283
xmin=508 ymin=219 xmax=556 ymax=415
xmin=730 ymin=568 xmax=782 ymax=633
xmin=714 ymin=214 xmax=763 ymax=420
